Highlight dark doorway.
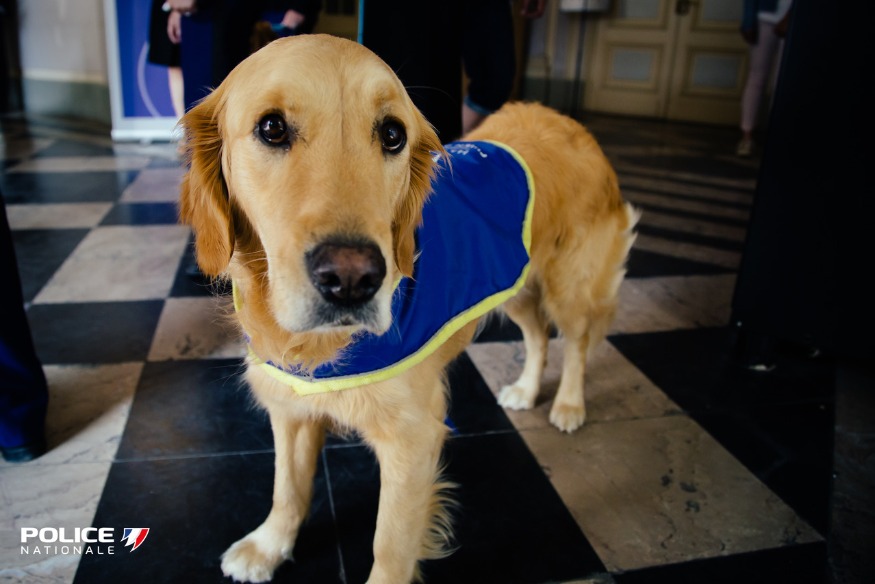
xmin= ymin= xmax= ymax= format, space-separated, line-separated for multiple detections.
xmin=1 ymin=0 xmax=22 ymax=113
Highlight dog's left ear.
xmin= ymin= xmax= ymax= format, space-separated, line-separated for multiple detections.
xmin=178 ymin=90 xmax=235 ymax=277
xmin=393 ymin=112 xmax=443 ymax=277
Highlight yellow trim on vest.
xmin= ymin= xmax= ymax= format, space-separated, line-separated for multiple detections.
xmin=240 ymin=141 xmax=535 ymax=396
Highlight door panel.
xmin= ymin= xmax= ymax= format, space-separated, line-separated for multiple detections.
xmin=666 ymin=0 xmax=747 ymax=122
xmin=585 ymin=0 xmax=674 ymax=117
xmin=586 ymin=0 xmax=748 ymax=124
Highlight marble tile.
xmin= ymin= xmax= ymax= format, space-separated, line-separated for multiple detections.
xmin=99 ymin=202 xmax=179 ymax=226
xmin=33 ymin=225 xmax=190 ymax=303
xmin=612 ymin=275 xmax=736 ymax=334
xmin=638 ymin=208 xmax=747 ymax=242
xmin=519 ymin=415 xmax=822 ymax=572
xmin=116 ymin=360 xmax=268 ymax=460
xmin=5 ymin=156 xmax=151 ymax=173
xmin=0 ymin=461 xmax=108 ymax=582
xmin=613 ymin=160 xmax=758 ymax=191
xmin=562 ymin=577 xmax=615 ymax=584
xmin=619 ymin=175 xmax=753 ymax=205
xmin=113 ymin=140 xmax=181 ymax=161
xmin=633 ymin=233 xmax=741 ymax=270
xmin=0 ymin=136 xmax=55 ymax=161
xmin=27 ymin=301 xmax=164 ymax=365
xmin=624 ymin=190 xmax=751 ymax=221
xmin=466 ymin=340 xmax=680 ymax=431
xmin=11 ymin=229 xmax=90 ymax=302
xmin=74 ymin=453 xmax=338 ymax=583
xmin=148 ymin=297 xmax=245 ymax=361
xmin=119 ymin=167 xmax=185 ymax=203
xmin=0 ymin=171 xmax=140 ymax=204
xmin=0 ymin=363 xmax=142 ymax=466
xmin=4 ymin=203 xmax=112 ymax=230
xmin=332 ymin=435 xmax=604 ymax=584
xmin=33 ymin=140 xmax=116 ymax=158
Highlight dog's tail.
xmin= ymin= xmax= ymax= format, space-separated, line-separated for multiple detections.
xmin=586 ymin=201 xmax=640 ymax=356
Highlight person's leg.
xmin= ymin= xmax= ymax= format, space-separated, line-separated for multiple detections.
xmin=738 ymin=19 xmax=781 ymax=155
xmin=361 ymin=0 xmax=464 ymax=143
xmin=461 ymin=0 xmax=515 ymax=135
xmin=180 ymin=10 xmax=216 ymax=111
xmin=211 ymin=0 xmax=261 ymax=85
xmin=168 ymin=66 xmax=185 ymax=118
xmin=0 ymin=194 xmax=48 ymax=462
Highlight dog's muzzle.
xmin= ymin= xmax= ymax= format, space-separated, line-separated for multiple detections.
xmin=306 ymin=238 xmax=386 ymax=309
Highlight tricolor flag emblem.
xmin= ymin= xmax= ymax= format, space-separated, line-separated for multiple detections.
xmin=121 ymin=528 xmax=150 ymax=552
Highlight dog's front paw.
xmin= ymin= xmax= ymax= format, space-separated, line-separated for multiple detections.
xmin=221 ymin=530 xmax=290 ymax=583
xmin=549 ymin=402 xmax=585 ymax=433
xmin=498 ymin=384 xmax=536 ymax=410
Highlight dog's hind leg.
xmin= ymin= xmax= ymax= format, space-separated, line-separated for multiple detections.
xmin=498 ymin=285 xmax=550 ymax=411
xmin=546 ymin=269 xmax=621 ymax=433
xmin=221 ymin=409 xmax=325 ymax=583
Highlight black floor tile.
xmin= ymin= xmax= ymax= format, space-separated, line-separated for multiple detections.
xmin=0 ymin=171 xmax=138 ymax=204
xmin=445 ymin=352 xmax=515 ymax=435
xmin=33 ymin=139 xmax=117 ymax=158
xmin=830 ymin=360 xmax=875 ymax=584
xmin=473 ymin=315 xmax=523 ymax=342
xmin=635 ymin=223 xmax=745 ymax=253
xmin=74 ymin=453 xmax=341 ymax=583
xmin=26 ymin=300 xmax=164 ymax=364
xmin=609 ymin=327 xmax=835 ymax=411
xmin=626 ymin=247 xmax=734 ymax=279
xmin=619 ymin=154 xmax=760 ymax=181
xmin=147 ymin=155 xmax=185 ymax=168
xmin=610 ymin=326 xmax=835 ymax=534
xmin=633 ymin=201 xmax=749 ymax=228
xmin=116 ymin=359 xmax=270 ymax=460
xmin=613 ymin=541 xmax=828 ymax=584
xmin=169 ymin=236 xmax=231 ymax=297
xmin=100 ymin=202 xmax=180 ymax=226
xmin=11 ymin=228 xmax=89 ymax=301
xmin=326 ymin=433 xmax=604 ymax=584
xmin=625 ymin=185 xmax=753 ymax=211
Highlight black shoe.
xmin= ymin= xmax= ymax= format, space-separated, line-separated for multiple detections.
xmin=1 ymin=438 xmax=47 ymax=463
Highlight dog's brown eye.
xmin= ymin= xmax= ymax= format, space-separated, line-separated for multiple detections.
xmin=380 ymin=120 xmax=406 ymax=154
xmin=258 ymin=114 xmax=290 ymax=146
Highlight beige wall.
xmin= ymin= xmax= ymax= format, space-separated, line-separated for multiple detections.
xmin=17 ymin=0 xmax=110 ymax=122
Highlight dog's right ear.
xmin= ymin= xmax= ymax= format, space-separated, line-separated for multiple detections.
xmin=178 ymin=90 xmax=234 ymax=277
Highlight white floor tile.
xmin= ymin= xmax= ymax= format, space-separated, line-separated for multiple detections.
xmin=4 ymin=203 xmax=112 ymax=230
xmin=148 ymin=297 xmax=245 ymax=361
xmin=33 ymin=225 xmax=190 ymax=303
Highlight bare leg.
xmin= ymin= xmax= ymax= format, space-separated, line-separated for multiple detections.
xmin=221 ymin=411 xmax=325 ymax=582
xmin=462 ymin=101 xmax=487 ymax=136
xmin=167 ymin=66 xmax=185 ymax=119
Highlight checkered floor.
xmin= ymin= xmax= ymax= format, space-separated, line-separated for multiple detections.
xmin=1 ymin=113 xmax=835 ymax=583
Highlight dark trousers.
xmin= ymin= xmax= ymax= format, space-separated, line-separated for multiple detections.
xmin=0 ymin=191 xmax=48 ymax=449
xmin=180 ymin=0 xmax=322 ymax=111
xmin=360 ymin=0 xmax=515 ymax=143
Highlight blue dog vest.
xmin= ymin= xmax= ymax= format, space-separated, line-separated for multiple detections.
xmin=244 ymin=140 xmax=534 ymax=395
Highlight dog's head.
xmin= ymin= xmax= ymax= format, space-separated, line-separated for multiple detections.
xmin=179 ymin=35 xmax=441 ymax=336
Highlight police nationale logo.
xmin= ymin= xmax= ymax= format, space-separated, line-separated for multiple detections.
xmin=19 ymin=526 xmax=150 ymax=556
xmin=121 ymin=528 xmax=150 ymax=552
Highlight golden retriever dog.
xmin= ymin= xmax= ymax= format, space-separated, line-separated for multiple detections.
xmin=179 ymin=34 xmax=636 ymax=584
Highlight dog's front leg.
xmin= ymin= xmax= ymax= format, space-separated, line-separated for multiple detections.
xmin=221 ymin=408 xmax=325 ymax=583
xmin=363 ymin=405 xmax=450 ymax=583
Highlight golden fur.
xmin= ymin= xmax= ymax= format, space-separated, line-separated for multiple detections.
xmin=179 ymin=34 xmax=637 ymax=584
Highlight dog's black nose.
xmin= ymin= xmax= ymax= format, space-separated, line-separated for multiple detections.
xmin=306 ymin=240 xmax=387 ymax=306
